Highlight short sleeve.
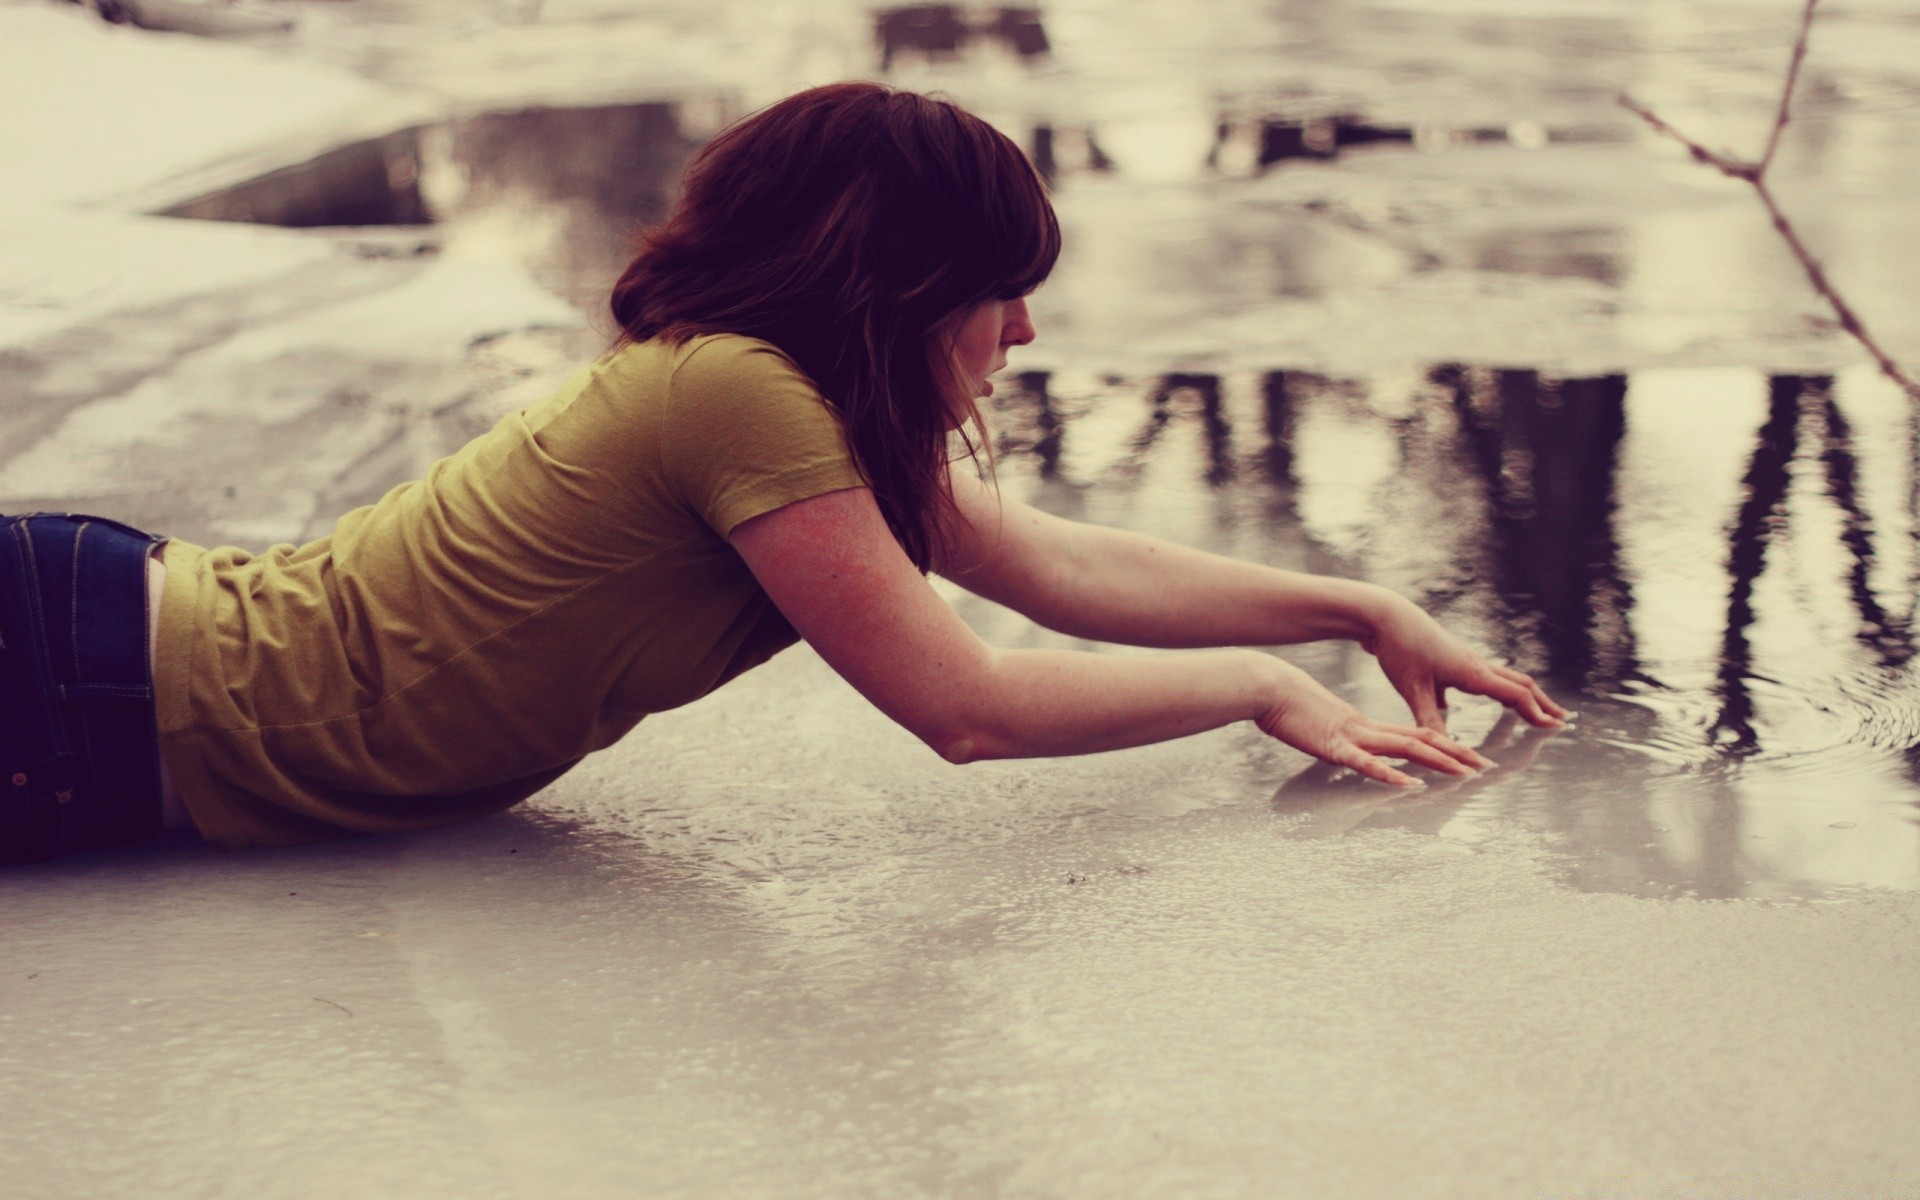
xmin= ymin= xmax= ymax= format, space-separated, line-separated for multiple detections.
xmin=661 ymin=336 xmax=868 ymax=538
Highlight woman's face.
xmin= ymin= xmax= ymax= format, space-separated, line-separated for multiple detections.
xmin=947 ymin=296 xmax=1037 ymax=402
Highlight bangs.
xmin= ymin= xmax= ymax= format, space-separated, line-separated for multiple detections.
xmin=968 ymin=116 xmax=1062 ymax=303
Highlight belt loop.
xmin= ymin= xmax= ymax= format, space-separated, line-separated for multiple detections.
xmin=69 ymin=518 xmax=86 ymax=691
xmin=3 ymin=519 xmax=69 ymax=758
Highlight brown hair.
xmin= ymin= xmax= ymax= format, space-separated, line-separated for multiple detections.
xmin=610 ymin=82 xmax=1059 ymax=571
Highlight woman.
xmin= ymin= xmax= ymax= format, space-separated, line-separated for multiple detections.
xmin=0 ymin=82 xmax=1565 ymax=865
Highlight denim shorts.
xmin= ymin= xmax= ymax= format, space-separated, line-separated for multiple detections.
xmin=0 ymin=512 xmax=167 ymax=865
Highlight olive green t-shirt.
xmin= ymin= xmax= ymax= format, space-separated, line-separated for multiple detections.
xmin=153 ymin=333 xmax=866 ymax=850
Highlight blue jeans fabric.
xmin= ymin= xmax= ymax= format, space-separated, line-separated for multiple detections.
xmin=0 ymin=513 xmax=166 ymax=864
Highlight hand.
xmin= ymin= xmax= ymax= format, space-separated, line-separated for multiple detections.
xmin=1363 ymin=596 xmax=1569 ymax=733
xmin=1255 ymin=660 xmax=1495 ymax=787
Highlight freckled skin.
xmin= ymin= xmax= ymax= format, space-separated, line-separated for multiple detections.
xmin=729 ymin=292 xmax=1567 ymax=780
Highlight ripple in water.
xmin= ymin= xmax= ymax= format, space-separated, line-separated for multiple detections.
xmin=989 ymin=365 xmax=1920 ymax=898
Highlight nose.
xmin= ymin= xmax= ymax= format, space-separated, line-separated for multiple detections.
xmin=1003 ymin=297 xmax=1037 ymax=347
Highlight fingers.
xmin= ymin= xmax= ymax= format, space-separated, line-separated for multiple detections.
xmin=1490 ymin=663 xmax=1571 ymax=721
xmin=1397 ymin=677 xmax=1449 ymax=736
xmin=1335 ymin=725 xmax=1494 ymax=786
xmin=1370 ymin=726 xmax=1492 ymax=776
xmin=1469 ymin=666 xmax=1566 ymax=728
xmin=1329 ymin=742 xmax=1424 ymax=789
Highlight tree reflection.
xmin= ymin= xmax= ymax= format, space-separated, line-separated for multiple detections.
xmin=1138 ymin=374 xmax=1235 ymax=487
xmin=1430 ymin=365 xmax=1638 ymax=689
xmin=1258 ymin=370 xmax=1304 ymax=485
xmin=990 ymin=370 xmax=1062 ymax=477
xmin=1713 ymin=374 xmax=1915 ymax=754
xmin=875 ymin=4 xmax=1050 ymax=71
xmin=984 ymin=362 xmax=1916 ymax=897
xmin=1714 ymin=376 xmax=1814 ymax=753
xmin=1814 ymin=388 xmax=1914 ymax=668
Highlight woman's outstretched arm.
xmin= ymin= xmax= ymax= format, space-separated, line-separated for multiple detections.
xmin=729 ymin=486 xmax=1490 ymax=785
xmin=939 ymin=470 xmax=1568 ymax=734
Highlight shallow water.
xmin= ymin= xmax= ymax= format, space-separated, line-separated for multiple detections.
xmin=982 ymin=362 xmax=1920 ymax=898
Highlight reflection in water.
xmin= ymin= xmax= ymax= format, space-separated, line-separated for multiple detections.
xmin=1715 ymin=375 xmax=1808 ymax=755
xmin=874 ymin=4 xmax=1050 ymax=71
xmin=869 ymin=4 xmax=1095 ymax=186
xmin=1207 ymin=115 xmax=1412 ymax=172
xmin=997 ymin=371 xmax=1063 ymax=477
xmin=163 ymin=103 xmax=703 ymax=310
xmin=1272 ymin=713 xmax=1558 ymax=839
xmin=1260 ymin=372 xmax=1302 ymax=485
xmin=163 ymin=128 xmax=431 ymax=227
xmin=1137 ymin=374 xmax=1233 ymax=487
xmin=423 ymin=104 xmax=699 ymax=309
xmin=1814 ymin=388 xmax=1914 ymax=670
xmin=1435 ymin=366 xmax=1638 ymax=689
xmin=1029 ymin=124 xmax=1116 ymax=185
xmin=1201 ymin=113 xmax=1615 ymax=177
xmin=992 ymin=365 xmax=1920 ymax=897
xmin=1470 ymin=227 xmax=1626 ymax=287
xmin=1715 ymin=376 xmax=1917 ymax=753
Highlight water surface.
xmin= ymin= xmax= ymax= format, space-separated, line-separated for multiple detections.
xmin=157 ymin=0 xmax=1920 ymax=898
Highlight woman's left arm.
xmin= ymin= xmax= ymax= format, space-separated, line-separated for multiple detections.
xmin=941 ymin=470 xmax=1568 ymax=733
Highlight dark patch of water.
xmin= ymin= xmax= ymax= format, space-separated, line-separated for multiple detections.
xmin=69 ymin=0 xmax=293 ymax=39
xmin=875 ymin=4 xmax=1050 ymax=71
xmin=1201 ymin=113 xmax=1623 ymax=176
xmin=1030 ymin=124 xmax=1117 ymax=185
xmin=161 ymin=102 xmax=702 ymax=310
xmin=164 ymin=128 xmax=431 ymax=228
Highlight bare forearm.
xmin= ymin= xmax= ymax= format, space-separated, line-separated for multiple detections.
xmin=942 ymin=646 xmax=1284 ymax=762
xmin=1032 ymin=523 xmax=1406 ymax=650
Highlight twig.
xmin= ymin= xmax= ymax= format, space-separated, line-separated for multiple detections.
xmin=1619 ymin=0 xmax=1920 ymax=402
xmin=313 ymin=997 xmax=354 ymax=1018
xmin=1758 ymin=0 xmax=1818 ymax=173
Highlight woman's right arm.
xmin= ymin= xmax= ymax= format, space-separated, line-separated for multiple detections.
xmin=728 ymin=487 xmax=1487 ymax=785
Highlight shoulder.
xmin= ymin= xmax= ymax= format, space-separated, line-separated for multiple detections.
xmin=651 ymin=334 xmax=865 ymax=535
xmin=587 ymin=333 xmax=823 ymax=415
xmin=666 ymin=334 xmax=824 ymax=402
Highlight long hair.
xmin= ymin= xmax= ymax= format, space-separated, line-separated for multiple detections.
xmin=609 ymin=82 xmax=1060 ymax=571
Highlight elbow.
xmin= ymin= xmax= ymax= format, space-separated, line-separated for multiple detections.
xmin=914 ymin=660 xmax=1010 ymax=764
xmin=902 ymin=648 xmax=1013 ymax=764
xmin=926 ymin=722 xmax=1006 ymax=765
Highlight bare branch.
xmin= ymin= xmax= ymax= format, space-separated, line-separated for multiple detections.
xmin=1752 ymin=180 xmax=1918 ymax=395
xmin=1617 ymin=96 xmax=1754 ymax=180
xmin=1619 ymin=0 xmax=1920 ymax=402
xmin=1759 ymin=0 xmax=1820 ymax=174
